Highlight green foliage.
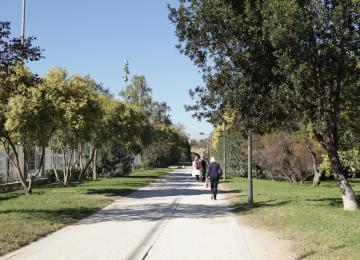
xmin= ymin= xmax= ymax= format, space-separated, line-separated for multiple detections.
xmin=119 ymin=75 xmax=153 ymax=109
xmin=119 ymin=74 xmax=190 ymax=167
xmin=95 ymin=95 xmax=149 ymax=175
xmin=42 ymin=68 xmax=102 ymax=148
xmin=170 ymin=0 xmax=360 ymax=207
xmin=212 ymin=123 xmax=247 ymax=177
xmin=320 ymin=149 xmax=360 ymax=178
xmin=0 ymin=21 xmax=42 ymax=72
xmin=169 ymin=0 xmax=288 ymax=129
xmin=142 ymin=124 xmax=190 ymax=167
xmin=5 ymin=83 xmax=56 ymax=147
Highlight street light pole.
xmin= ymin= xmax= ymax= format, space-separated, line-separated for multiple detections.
xmin=248 ymin=130 xmax=253 ymax=204
xmin=21 ymin=0 xmax=26 ymax=44
xmin=223 ymin=121 xmax=227 ymax=181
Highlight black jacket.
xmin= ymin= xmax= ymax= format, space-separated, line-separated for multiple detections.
xmin=207 ymin=162 xmax=222 ymax=179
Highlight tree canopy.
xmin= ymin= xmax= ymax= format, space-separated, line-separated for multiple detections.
xmin=169 ymin=0 xmax=360 ymax=210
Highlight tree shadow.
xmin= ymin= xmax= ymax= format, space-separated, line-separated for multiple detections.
xmin=76 ymin=202 xmax=236 ymax=224
xmin=295 ymin=244 xmax=346 ymax=260
xmin=84 ymin=170 xmax=240 ymax=199
xmin=305 ymin=198 xmax=343 ymax=207
xmin=295 ymin=250 xmax=317 ymax=259
xmin=85 ymin=186 xmax=240 ymax=199
xmin=0 ymin=193 xmax=22 ymax=202
xmin=0 ymin=206 xmax=102 ymax=224
xmin=231 ymin=200 xmax=291 ymax=214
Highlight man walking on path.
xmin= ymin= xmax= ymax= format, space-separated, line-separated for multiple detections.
xmin=200 ymin=156 xmax=208 ymax=182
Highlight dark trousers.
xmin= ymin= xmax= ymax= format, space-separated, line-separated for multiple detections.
xmin=195 ymin=175 xmax=200 ymax=182
xmin=201 ymin=170 xmax=206 ymax=182
xmin=210 ymin=178 xmax=219 ymax=199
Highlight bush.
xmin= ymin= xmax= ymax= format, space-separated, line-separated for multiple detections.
xmin=320 ymin=149 xmax=360 ymax=178
xmin=46 ymin=169 xmax=64 ymax=183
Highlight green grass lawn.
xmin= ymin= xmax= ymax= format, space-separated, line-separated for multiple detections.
xmin=225 ymin=177 xmax=360 ymax=259
xmin=0 ymin=168 xmax=169 ymax=256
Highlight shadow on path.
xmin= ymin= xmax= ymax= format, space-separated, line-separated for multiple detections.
xmin=77 ymin=203 xmax=236 ymax=224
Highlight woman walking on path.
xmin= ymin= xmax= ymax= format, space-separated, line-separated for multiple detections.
xmin=207 ymin=157 xmax=222 ymax=200
xmin=192 ymin=156 xmax=201 ymax=182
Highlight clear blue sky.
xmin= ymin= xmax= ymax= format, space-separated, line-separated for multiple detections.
xmin=1 ymin=0 xmax=212 ymax=139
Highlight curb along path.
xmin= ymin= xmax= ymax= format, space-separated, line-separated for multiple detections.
xmin=1 ymin=169 xmax=293 ymax=260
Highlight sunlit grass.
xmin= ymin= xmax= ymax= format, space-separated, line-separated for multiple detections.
xmin=226 ymin=177 xmax=360 ymax=259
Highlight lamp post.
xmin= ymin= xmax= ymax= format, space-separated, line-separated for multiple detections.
xmin=248 ymin=130 xmax=253 ymax=204
xmin=223 ymin=121 xmax=227 ymax=181
xmin=21 ymin=0 xmax=26 ymax=43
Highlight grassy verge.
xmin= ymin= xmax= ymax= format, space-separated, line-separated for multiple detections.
xmin=225 ymin=177 xmax=360 ymax=260
xmin=0 ymin=168 xmax=169 ymax=256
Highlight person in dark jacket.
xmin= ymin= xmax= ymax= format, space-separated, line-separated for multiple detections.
xmin=200 ymin=156 xmax=208 ymax=182
xmin=207 ymin=157 xmax=222 ymax=200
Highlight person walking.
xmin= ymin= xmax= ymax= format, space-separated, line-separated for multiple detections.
xmin=207 ymin=157 xmax=222 ymax=200
xmin=192 ymin=156 xmax=201 ymax=182
xmin=200 ymin=156 xmax=208 ymax=182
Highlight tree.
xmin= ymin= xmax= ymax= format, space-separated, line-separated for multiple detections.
xmin=96 ymin=98 xmax=149 ymax=177
xmin=169 ymin=0 xmax=360 ymax=210
xmin=169 ymin=1 xmax=289 ymax=129
xmin=120 ymin=75 xmax=152 ymax=109
xmin=43 ymin=68 xmax=102 ymax=186
xmin=0 ymin=21 xmax=42 ymax=73
xmin=5 ymin=74 xmax=57 ymax=193
xmin=264 ymin=0 xmax=360 ymax=210
xmin=0 ymin=21 xmax=42 ymax=193
xmin=0 ymin=67 xmax=50 ymax=194
xmin=120 ymin=74 xmax=187 ymax=167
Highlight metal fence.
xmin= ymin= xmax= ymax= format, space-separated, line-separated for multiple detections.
xmin=0 ymin=147 xmax=77 ymax=183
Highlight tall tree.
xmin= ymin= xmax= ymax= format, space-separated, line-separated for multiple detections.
xmin=0 ymin=21 xmax=42 ymax=193
xmin=169 ymin=0 xmax=360 ymax=210
xmin=0 ymin=21 xmax=42 ymax=72
xmin=119 ymin=75 xmax=153 ymax=109
xmin=264 ymin=0 xmax=360 ymax=210
xmin=169 ymin=0 xmax=289 ymax=129
xmin=0 ymin=67 xmax=47 ymax=194
xmin=43 ymin=68 xmax=102 ymax=186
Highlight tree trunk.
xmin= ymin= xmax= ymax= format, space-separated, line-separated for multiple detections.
xmin=308 ymin=145 xmax=321 ymax=186
xmin=79 ymin=144 xmax=96 ymax=183
xmin=313 ymin=169 xmax=322 ymax=187
xmin=51 ymin=150 xmax=62 ymax=183
xmin=313 ymin=127 xmax=358 ymax=210
xmin=78 ymin=144 xmax=84 ymax=183
xmin=327 ymin=145 xmax=358 ymax=210
xmin=92 ymin=148 xmax=97 ymax=180
xmin=27 ymin=147 xmax=46 ymax=194
xmin=61 ymin=148 xmax=69 ymax=186
xmin=3 ymin=139 xmax=29 ymax=193
xmin=5 ymin=144 xmax=10 ymax=183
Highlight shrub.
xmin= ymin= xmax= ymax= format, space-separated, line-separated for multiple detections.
xmin=46 ymin=169 xmax=64 ymax=183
